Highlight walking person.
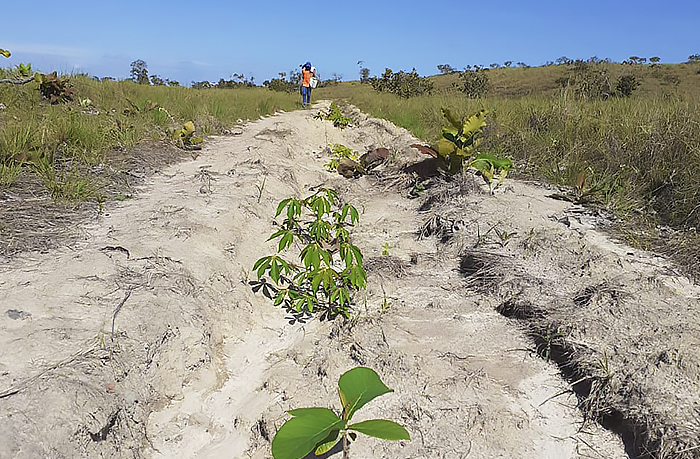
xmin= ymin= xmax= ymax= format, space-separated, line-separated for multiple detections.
xmin=301 ymin=62 xmax=315 ymax=107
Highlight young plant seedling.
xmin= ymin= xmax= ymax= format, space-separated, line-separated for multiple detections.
xmin=314 ymin=101 xmax=351 ymax=128
xmin=271 ymin=367 xmax=410 ymax=459
xmin=437 ymin=108 xmax=513 ymax=191
xmin=252 ymin=188 xmax=366 ymax=318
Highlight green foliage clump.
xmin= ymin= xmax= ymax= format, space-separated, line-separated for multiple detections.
xmin=271 ymin=367 xmax=409 ymax=459
xmin=252 ymin=188 xmax=366 ymax=319
xmin=369 ymin=68 xmax=433 ymax=98
xmin=169 ymin=121 xmax=203 ymax=150
xmin=314 ymin=101 xmax=351 ymax=128
xmin=264 ymin=70 xmax=303 ymax=93
xmin=0 ymin=48 xmax=10 ymax=58
xmin=615 ymin=75 xmax=639 ymax=97
xmin=324 ymin=144 xmax=358 ymax=172
xmin=458 ymin=67 xmax=489 ymax=98
xmin=438 ymin=108 xmax=512 ymax=188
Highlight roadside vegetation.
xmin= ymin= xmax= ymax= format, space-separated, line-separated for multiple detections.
xmin=3 ymin=54 xmax=700 ymax=273
xmin=316 ymin=58 xmax=700 ymax=278
xmin=0 ymin=64 xmax=299 ymax=202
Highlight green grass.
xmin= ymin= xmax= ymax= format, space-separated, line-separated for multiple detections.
xmin=0 ymin=74 xmax=299 ymax=198
xmin=320 ymin=68 xmax=700 ymax=231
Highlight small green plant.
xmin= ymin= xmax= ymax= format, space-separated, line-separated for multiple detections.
xmin=252 ymin=188 xmax=366 ymax=318
xmin=271 ymin=367 xmax=410 ymax=459
xmin=16 ymin=63 xmax=32 ymax=77
xmin=381 ymin=243 xmax=392 ymax=257
xmin=438 ymin=108 xmax=513 ymax=190
xmin=170 ymin=121 xmax=203 ymax=150
xmin=530 ymin=330 xmax=566 ymax=359
xmin=0 ymin=48 xmax=10 ymax=58
xmin=325 ymin=144 xmax=359 ymax=172
xmin=314 ymin=101 xmax=351 ymax=128
xmin=493 ymin=227 xmax=517 ymax=247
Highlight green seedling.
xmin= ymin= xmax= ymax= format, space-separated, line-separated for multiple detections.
xmin=252 ymin=188 xmax=366 ymax=318
xmin=325 ymin=144 xmax=358 ymax=172
xmin=494 ymin=227 xmax=517 ymax=247
xmin=314 ymin=101 xmax=351 ymax=128
xmin=381 ymin=243 xmax=392 ymax=257
xmin=16 ymin=62 xmax=32 ymax=77
xmin=170 ymin=121 xmax=203 ymax=149
xmin=271 ymin=367 xmax=410 ymax=459
xmin=437 ymin=108 xmax=513 ymax=190
xmin=530 ymin=330 xmax=566 ymax=359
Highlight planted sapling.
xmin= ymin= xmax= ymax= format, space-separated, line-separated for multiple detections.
xmin=271 ymin=367 xmax=410 ymax=459
xmin=252 ymin=188 xmax=366 ymax=319
xmin=437 ymin=108 xmax=513 ymax=191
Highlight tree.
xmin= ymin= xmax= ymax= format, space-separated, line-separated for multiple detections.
xmin=150 ymin=74 xmax=165 ymax=86
xmin=650 ymin=56 xmax=661 ymax=64
xmin=688 ymin=54 xmax=700 ymax=63
xmin=503 ymin=61 xmax=512 ymax=68
xmin=359 ymin=67 xmax=370 ymax=83
xmin=130 ymin=60 xmax=149 ymax=84
xmin=437 ymin=64 xmax=456 ymax=74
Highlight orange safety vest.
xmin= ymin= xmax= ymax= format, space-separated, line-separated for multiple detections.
xmin=302 ymin=68 xmax=313 ymax=87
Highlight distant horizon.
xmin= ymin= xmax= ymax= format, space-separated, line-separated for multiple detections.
xmin=3 ymin=53 xmax=698 ymax=87
xmin=3 ymin=0 xmax=699 ymax=86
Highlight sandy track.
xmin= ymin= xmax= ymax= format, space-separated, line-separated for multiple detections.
xmin=0 ymin=101 xmax=648 ymax=458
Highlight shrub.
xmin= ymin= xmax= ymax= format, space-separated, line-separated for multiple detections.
xmin=615 ymin=75 xmax=639 ymax=97
xmin=369 ymin=68 xmax=433 ymax=98
xmin=458 ymin=68 xmax=489 ymax=98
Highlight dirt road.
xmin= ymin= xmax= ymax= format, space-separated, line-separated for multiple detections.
xmin=2 ymin=101 xmax=697 ymax=458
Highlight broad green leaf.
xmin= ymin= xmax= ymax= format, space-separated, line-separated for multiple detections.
xmin=272 ymin=408 xmax=345 ymax=459
xmin=462 ymin=109 xmax=488 ymax=136
xmin=183 ymin=121 xmax=195 ymax=134
xmin=253 ymin=256 xmax=271 ymax=279
xmin=475 ymin=152 xmax=513 ymax=171
xmin=275 ymin=199 xmax=291 ymax=217
xmin=347 ymin=419 xmax=410 ymax=441
xmin=437 ymin=138 xmax=456 ymax=158
xmin=0 ymin=49 xmax=11 ymax=58
xmin=313 ymin=429 xmax=341 ymax=455
xmin=338 ymin=367 xmax=393 ymax=421
xmin=441 ymin=107 xmax=462 ymax=130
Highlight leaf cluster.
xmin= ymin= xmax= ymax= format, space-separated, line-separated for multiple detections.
xmin=169 ymin=120 xmax=203 ymax=150
xmin=271 ymin=367 xmax=410 ymax=459
xmin=253 ymin=188 xmax=366 ymax=318
xmin=324 ymin=144 xmax=358 ymax=172
xmin=35 ymin=72 xmax=74 ymax=104
xmin=314 ymin=101 xmax=351 ymax=128
xmin=369 ymin=68 xmax=433 ymax=99
xmin=437 ymin=108 xmax=513 ymax=189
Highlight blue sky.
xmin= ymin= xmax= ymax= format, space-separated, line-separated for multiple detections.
xmin=2 ymin=0 xmax=699 ymax=86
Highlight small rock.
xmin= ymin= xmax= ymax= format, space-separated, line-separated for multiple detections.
xmin=337 ymin=158 xmax=364 ymax=178
xmin=6 ymin=309 xmax=31 ymax=320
